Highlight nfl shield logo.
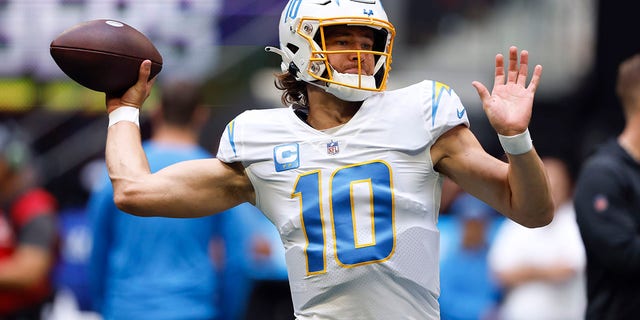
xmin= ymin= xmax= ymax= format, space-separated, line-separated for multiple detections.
xmin=327 ymin=141 xmax=339 ymax=155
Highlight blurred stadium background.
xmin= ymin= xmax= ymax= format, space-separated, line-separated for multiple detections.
xmin=0 ymin=0 xmax=638 ymax=316
xmin=1 ymin=0 xmax=638 ymax=207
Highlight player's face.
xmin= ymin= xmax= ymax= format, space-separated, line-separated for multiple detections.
xmin=323 ymin=25 xmax=376 ymax=76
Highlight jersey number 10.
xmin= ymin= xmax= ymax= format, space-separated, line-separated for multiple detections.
xmin=292 ymin=160 xmax=396 ymax=275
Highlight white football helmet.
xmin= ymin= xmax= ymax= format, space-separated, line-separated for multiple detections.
xmin=266 ymin=0 xmax=395 ymax=101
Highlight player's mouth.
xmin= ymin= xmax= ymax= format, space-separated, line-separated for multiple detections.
xmin=342 ymin=68 xmax=370 ymax=75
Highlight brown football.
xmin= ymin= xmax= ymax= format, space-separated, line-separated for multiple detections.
xmin=50 ymin=19 xmax=162 ymax=95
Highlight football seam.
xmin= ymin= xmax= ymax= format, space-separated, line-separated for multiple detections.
xmin=51 ymin=45 xmax=162 ymax=64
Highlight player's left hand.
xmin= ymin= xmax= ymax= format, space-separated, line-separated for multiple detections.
xmin=472 ymin=46 xmax=542 ymax=136
xmin=105 ymin=60 xmax=156 ymax=113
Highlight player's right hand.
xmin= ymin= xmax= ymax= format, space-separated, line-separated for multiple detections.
xmin=106 ymin=60 xmax=156 ymax=113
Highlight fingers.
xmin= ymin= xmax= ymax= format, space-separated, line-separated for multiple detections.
xmin=483 ymin=47 xmax=542 ymax=97
xmin=494 ymin=53 xmax=505 ymax=87
xmin=105 ymin=60 xmax=154 ymax=113
xmin=527 ymin=64 xmax=543 ymax=93
xmin=138 ymin=60 xmax=152 ymax=85
xmin=500 ymin=46 xmax=541 ymax=90
xmin=141 ymin=60 xmax=156 ymax=95
xmin=507 ymin=46 xmax=518 ymax=83
xmin=133 ymin=60 xmax=153 ymax=96
xmin=517 ymin=50 xmax=529 ymax=85
xmin=472 ymin=80 xmax=490 ymax=102
xmin=512 ymin=47 xmax=543 ymax=92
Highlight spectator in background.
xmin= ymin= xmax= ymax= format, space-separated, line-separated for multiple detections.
xmin=218 ymin=203 xmax=292 ymax=320
xmin=439 ymin=191 xmax=501 ymax=320
xmin=87 ymin=80 xmax=224 ymax=320
xmin=0 ymin=122 xmax=59 ymax=320
xmin=488 ymin=157 xmax=586 ymax=320
xmin=573 ymin=53 xmax=640 ymax=320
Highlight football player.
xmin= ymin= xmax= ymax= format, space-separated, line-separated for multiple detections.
xmin=103 ymin=0 xmax=553 ymax=319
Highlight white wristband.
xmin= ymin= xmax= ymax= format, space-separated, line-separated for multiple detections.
xmin=108 ymin=106 xmax=140 ymax=128
xmin=498 ymin=129 xmax=533 ymax=155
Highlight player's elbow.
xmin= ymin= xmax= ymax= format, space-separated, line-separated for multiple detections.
xmin=112 ymin=189 xmax=135 ymax=215
xmin=517 ymin=204 xmax=554 ymax=228
xmin=112 ymin=184 xmax=149 ymax=217
xmin=524 ymin=213 xmax=553 ymax=228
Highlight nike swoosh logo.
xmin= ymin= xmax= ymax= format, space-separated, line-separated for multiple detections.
xmin=457 ymin=108 xmax=466 ymax=119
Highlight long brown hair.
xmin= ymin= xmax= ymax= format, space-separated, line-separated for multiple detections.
xmin=274 ymin=71 xmax=308 ymax=107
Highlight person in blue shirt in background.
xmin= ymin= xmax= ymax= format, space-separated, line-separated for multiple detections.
xmin=87 ymin=80 xmax=224 ymax=320
xmin=438 ymin=179 xmax=502 ymax=320
xmin=218 ymin=203 xmax=292 ymax=320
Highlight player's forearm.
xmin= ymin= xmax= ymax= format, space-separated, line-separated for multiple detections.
xmin=505 ymin=150 xmax=554 ymax=228
xmin=106 ymin=121 xmax=151 ymax=212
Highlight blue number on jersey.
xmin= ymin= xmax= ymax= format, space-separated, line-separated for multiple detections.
xmin=293 ymin=170 xmax=326 ymax=274
xmin=293 ymin=161 xmax=396 ymax=274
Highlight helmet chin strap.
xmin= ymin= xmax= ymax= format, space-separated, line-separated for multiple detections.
xmin=323 ymin=72 xmax=377 ymax=101
xmin=297 ymin=72 xmax=378 ymax=102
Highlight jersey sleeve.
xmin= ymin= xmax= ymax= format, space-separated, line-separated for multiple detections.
xmin=217 ymin=118 xmax=240 ymax=163
xmin=216 ymin=109 xmax=281 ymax=165
xmin=425 ymin=81 xmax=470 ymax=142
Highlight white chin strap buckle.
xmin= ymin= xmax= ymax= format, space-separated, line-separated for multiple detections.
xmin=325 ymin=72 xmax=377 ymax=101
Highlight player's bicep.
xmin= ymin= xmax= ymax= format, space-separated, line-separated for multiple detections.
xmin=115 ymin=158 xmax=253 ymax=218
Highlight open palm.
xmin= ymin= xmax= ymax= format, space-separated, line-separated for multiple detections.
xmin=472 ymin=46 xmax=542 ymax=136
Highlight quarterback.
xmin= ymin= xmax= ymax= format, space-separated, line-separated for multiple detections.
xmin=103 ymin=0 xmax=553 ymax=319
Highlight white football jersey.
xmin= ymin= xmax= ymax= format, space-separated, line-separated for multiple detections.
xmin=217 ymin=80 xmax=469 ymax=319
